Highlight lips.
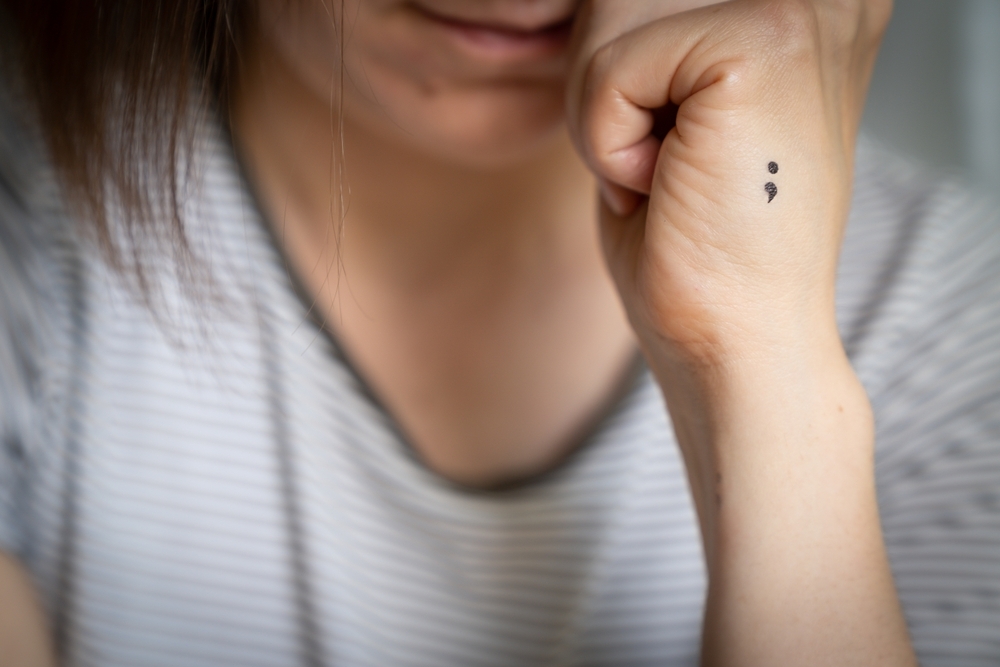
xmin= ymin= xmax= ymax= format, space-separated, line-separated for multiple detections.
xmin=410 ymin=0 xmax=580 ymax=34
xmin=409 ymin=1 xmax=579 ymax=35
xmin=409 ymin=1 xmax=578 ymax=61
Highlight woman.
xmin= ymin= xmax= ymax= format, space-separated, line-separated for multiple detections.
xmin=0 ymin=0 xmax=997 ymax=664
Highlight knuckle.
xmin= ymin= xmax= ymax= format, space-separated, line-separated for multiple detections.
xmin=709 ymin=59 xmax=756 ymax=102
xmin=581 ymin=40 xmax=617 ymax=109
xmin=756 ymin=0 xmax=821 ymax=60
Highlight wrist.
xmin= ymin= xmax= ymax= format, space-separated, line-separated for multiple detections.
xmin=643 ymin=327 xmax=875 ymax=554
xmin=634 ymin=301 xmax=843 ymax=374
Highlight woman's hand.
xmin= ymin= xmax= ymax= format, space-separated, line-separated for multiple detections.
xmin=567 ymin=0 xmax=885 ymax=362
xmin=567 ymin=1 xmax=917 ymax=664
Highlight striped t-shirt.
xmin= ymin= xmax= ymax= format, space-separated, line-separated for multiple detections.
xmin=1 ymin=103 xmax=999 ymax=666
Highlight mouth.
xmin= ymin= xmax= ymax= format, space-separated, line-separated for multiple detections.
xmin=408 ymin=3 xmax=577 ymax=61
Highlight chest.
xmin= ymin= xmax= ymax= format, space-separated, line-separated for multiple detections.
xmin=317 ymin=261 xmax=639 ymax=488
xmin=18 ymin=276 xmax=705 ymax=667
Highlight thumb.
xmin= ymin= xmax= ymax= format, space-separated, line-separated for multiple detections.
xmin=569 ymin=4 xmax=738 ymax=195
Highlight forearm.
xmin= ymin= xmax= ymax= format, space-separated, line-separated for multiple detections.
xmin=0 ymin=551 xmax=54 ymax=667
xmin=568 ymin=0 xmax=905 ymax=659
xmin=646 ymin=333 xmax=916 ymax=666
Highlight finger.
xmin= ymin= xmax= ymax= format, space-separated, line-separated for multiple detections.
xmin=598 ymin=177 xmax=641 ymax=217
xmin=574 ymin=6 xmax=735 ymax=195
xmin=597 ymin=190 xmax=649 ymax=297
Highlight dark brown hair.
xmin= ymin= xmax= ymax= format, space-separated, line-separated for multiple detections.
xmin=1 ymin=0 xmax=254 ymax=279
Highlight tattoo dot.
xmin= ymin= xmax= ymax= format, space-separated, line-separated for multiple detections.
xmin=768 ymin=161 xmax=779 ymax=174
xmin=765 ymin=182 xmax=777 ymax=203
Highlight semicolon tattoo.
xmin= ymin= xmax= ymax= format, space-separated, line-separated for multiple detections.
xmin=765 ymin=162 xmax=779 ymax=203
xmin=765 ymin=182 xmax=778 ymax=203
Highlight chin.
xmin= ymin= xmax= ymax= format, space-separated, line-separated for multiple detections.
xmin=343 ymin=79 xmax=570 ymax=170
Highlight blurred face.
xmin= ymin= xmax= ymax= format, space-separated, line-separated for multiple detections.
xmin=260 ymin=0 xmax=582 ymax=168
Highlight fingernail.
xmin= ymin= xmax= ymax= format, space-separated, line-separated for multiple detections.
xmin=599 ymin=180 xmax=628 ymax=217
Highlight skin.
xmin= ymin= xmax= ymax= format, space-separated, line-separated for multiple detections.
xmin=236 ymin=0 xmax=916 ymax=663
xmin=236 ymin=0 xmax=639 ymax=487
xmin=0 ymin=552 xmax=54 ymax=667
xmin=2 ymin=0 xmax=918 ymax=663
xmin=576 ymin=2 xmax=913 ymax=662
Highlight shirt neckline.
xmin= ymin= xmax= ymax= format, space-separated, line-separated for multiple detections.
xmin=223 ymin=123 xmax=649 ymax=496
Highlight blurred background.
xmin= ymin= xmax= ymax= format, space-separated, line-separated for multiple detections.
xmin=862 ymin=0 xmax=1000 ymax=190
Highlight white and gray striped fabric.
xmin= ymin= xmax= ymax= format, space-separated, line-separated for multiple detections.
xmin=1 ymin=98 xmax=999 ymax=665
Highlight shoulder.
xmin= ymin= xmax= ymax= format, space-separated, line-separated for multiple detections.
xmin=842 ymin=139 xmax=1000 ymax=664
xmin=0 ymin=81 xmax=78 ymax=455
xmin=839 ymin=136 xmax=1000 ymax=395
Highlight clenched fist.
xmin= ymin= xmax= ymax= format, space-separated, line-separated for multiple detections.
xmin=568 ymin=0 xmax=889 ymax=362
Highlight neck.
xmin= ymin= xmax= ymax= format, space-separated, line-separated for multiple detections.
xmin=232 ymin=40 xmax=597 ymax=297
xmin=230 ymin=35 xmax=637 ymax=487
